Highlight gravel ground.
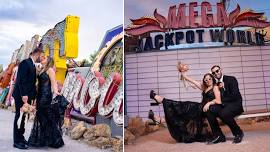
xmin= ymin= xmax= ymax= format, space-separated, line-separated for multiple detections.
xmin=125 ymin=120 xmax=270 ymax=152
xmin=0 ymin=109 xmax=111 ymax=152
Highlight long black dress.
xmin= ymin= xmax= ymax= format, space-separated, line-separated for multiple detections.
xmin=162 ymin=89 xmax=216 ymax=143
xmin=28 ymin=72 xmax=64 ymax=148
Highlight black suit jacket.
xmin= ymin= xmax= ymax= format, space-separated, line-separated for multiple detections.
xmin=221 ymin=75 xmax=243 ymax=107
xmin=12 ymin=58 xmax=37 ymax=101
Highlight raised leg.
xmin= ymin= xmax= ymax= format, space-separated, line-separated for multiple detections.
xmin=150 ymin=90 xmax=164 ymax=106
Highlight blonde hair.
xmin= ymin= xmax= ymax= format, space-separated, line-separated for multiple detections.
xmin=43 ymin=56 xmax=54 ymax=72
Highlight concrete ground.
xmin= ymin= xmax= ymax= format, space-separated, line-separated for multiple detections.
xmin=125 ymin=120 xmax=270 ymax=152
xmin=0 ymin=109 xmax=110 ymax=152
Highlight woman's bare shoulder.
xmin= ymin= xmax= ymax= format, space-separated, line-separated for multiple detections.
xmin=213 ymin=85 xmax=220 ymax=91
xmin=46 ymin=68 xmax=55 ymax=75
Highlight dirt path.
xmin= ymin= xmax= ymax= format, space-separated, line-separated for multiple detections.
xmin=125 ymin=121 xmax=270 ymax=152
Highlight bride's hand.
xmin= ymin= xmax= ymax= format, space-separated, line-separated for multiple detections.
xmin=30 ymin=105 xmax=36 ymax=112
xmin=181 ymin=72 xmax=187 ymax=79
xmin=203 ymin=102 xmax=211 ymax=112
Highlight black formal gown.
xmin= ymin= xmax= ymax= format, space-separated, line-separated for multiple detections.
xmin=162 ymin=89 xmax=216 ymax=143
xmin=28 ymin=72 xmax=64 ymax=148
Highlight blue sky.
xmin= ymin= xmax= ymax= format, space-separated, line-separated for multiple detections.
xmin=125 ymin=0 xmax=270 ymax=26
xmin=0 ymin=0 xmax=123 ymax=69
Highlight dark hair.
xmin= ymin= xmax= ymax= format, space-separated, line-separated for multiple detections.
xmin=211 ymin=65 xmax=221 ymax=71
xmin=31 ymin=47 xmax=43 ymax=55
xmin=202 ymin=73 xmax=216 ymax=90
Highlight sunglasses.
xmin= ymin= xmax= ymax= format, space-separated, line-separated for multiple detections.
xmin=212 ymin=69 xmax=220 ymax=75
xmin=204 ymin=78 xmax=212 ymax=83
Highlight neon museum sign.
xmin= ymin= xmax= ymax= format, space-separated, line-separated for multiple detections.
xmin=61 ymin=70 xmax=123 ymax=126
xmin=125 ymin=1 xmax=270 ymax=51
xmin=61 ymin=33 xmax=124 ymax=126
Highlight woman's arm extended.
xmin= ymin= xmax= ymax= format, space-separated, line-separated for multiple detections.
xmin=181 ymin=72 xmax=203 ymax=91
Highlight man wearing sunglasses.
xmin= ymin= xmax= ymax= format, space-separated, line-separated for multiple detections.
xmin=206 ymin=65 xmax=244 ymax=144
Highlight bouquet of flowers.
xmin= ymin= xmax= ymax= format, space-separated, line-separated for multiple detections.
xmin=176 ymin=62 xmax=196 ymax=89
xmin=17 ymin=103 xmax=36 ymax=129
xmin=177 ymin=61 xmax=189 ymax=73
xmin=177 ymin=61 xmax=189 ymax=88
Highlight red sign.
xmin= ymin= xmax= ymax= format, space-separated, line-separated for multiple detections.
xmin=125 ymin=1 xmax=270 ymax=36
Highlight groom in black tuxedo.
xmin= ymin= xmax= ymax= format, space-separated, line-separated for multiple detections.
xmin=206 ymin=65 xmax=244 ymax=144
xmin=12 ymin=48 xmax=43 ymax=149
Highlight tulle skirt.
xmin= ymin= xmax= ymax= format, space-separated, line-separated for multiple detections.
xmin=28 ymin=104 xmax=64 ymax=148
xmin=162 ymin=98 xmax=211 ymax=143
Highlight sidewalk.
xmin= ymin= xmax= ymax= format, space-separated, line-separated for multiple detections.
xmin=125 ymin=121 xmax=270 ymax=152
xmin=0 ymin=109 xmax=110 ymax=152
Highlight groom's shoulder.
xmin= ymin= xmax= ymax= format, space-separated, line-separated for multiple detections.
xmin=224 ymin=75 xmax=234 ymax=78
xmin=18 ymin=58 xmax=30 ymax=69
xmin=19 ymin=59 xmax=27 ymax=65
xmin=23 ymin=58 xmax=31 ymax=63
xmin=22 ymin=58 xmax=32 ymax=64
xmin=224 ymin=75 xmax=237 ymax=81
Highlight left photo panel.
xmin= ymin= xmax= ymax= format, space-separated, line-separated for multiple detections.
xmin=0 ymin=0 xmax=123 ymax=151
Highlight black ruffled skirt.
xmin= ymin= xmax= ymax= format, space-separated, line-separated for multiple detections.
xmin=28 ymin=95 xmax=65 ymax=148
xmin=162 ymin=98 xmax=211 ymax=143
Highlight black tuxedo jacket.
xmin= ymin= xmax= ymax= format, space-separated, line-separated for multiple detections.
xmin=12 ymin=58 xmax=37 ymax=101
xmin=221 ymin=75 xmax=243 ymax=105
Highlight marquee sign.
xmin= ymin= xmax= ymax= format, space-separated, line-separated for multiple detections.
xmin=125 ymin=1 xmax=270 ymax=51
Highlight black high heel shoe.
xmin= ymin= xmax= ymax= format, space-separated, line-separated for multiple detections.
xmin=148 ymin=109 xmax=161 ymax=125
xmin=150 ymin=90 xmax=159 ymax=106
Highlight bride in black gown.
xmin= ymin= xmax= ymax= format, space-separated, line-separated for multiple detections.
xmin=150 ymin=70 xmax=222 ymax=143
xmin=28 ymin=56 xmax=64 ymax=148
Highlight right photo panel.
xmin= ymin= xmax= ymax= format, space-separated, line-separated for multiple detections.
xmin=124 ymin=0 xmax=270 ymax=151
